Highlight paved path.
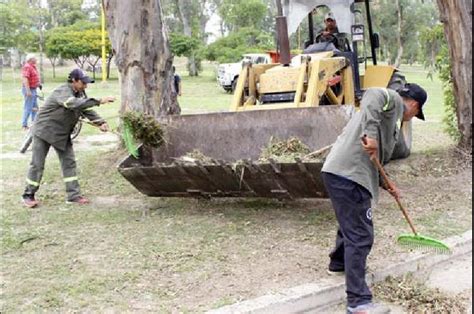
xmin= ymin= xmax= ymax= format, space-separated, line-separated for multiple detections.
xmin=426 ymin=252 xmax=472 ymax=313
xmin=324 ymin=252 xmax=472 ymax=314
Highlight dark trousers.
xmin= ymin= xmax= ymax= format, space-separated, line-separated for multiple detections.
xmin=23 ymin=136 xmax=81 ymax=201
xmin=322 ymin=172 xmax=373 ymax=308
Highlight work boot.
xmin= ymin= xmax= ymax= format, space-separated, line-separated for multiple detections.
xmin=66 ymin=196 xmax=90 ymax=205
xmin=22 ymin=194 xmax=39 ymax=208
xmin=347 ymin=303 xmax=391 ymax=314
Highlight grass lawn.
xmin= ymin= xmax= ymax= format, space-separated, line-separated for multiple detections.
xmin=0 ymin=60 xmax=471 ymax=312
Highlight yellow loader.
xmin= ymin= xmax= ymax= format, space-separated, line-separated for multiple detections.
xmin=118 ymin=0 xmax=412 ymax=199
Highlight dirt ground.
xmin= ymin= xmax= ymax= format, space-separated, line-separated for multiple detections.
xmin=1 ymin=134 xmax=472 ymax=312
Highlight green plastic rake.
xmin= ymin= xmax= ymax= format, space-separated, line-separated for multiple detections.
xmin=371 ymin=154 xmax=451 ymax=254
xmin=122 ymin=122 xmax=139 ymax=159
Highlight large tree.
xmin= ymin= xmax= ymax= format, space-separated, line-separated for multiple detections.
xmin=372 ymin=0 xmax=438 ymax=66
xmin=436 ymin=0 xmax=472 ymax=150
xmin=103 ymin=0 xmax=180 ymax=116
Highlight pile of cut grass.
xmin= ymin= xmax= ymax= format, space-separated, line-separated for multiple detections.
xmin=373 ymin=275 xmax=468 ymax=313
xmin=259 ymin=137 xmax=315 ymax=163
xmin=121 ymin=111 xmax=165 ymax=148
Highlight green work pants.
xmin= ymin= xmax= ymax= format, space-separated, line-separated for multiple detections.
xmin=23 ymin=136 xmax=81 ymax=201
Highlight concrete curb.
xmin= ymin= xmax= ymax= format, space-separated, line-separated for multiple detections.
xmin=207 ymin=230 xmax=472 ymax=314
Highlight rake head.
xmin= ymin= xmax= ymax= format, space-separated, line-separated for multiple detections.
xmin=397 ymin=233 xmax=451 ymax=254
xmin=123 ymin=122 xmax=139 ymax=159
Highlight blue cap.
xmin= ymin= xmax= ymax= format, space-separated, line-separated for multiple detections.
xmin=68 ymin=69 xmax=94 ymax=84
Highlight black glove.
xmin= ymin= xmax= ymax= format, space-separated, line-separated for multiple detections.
xmin=38 ymin=84 xmax=43 ymax=91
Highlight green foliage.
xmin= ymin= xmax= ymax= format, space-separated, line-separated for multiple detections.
xmin=420 ymin=24 xmax=444 ymax=79
xmin=372 ymin=0 xmax=439 ymax=65
xmin=420 ymin=22 xmax=461 ymax=143
xmin=45 ymin=22 xmax=111 ymax=68
xmin=48 ymin=0 xmax=88 ymax=27
xmin=204 ymin=28 xmax=273 ymax=63
xmin=219 ymin=0 xmax=268 ymax=32
xmin=441 ymin=84 xmax=461 ymax=143
xmin=169 ymin=33 xmax=202 ymax=57
xmin=0 ymin=1 xmax=34 ymax=53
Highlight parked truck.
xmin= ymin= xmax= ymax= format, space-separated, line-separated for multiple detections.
xmin=217 ymin=53 xmax=272 ymax=93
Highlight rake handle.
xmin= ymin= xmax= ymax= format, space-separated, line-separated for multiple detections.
xmin=80 ymin=119 xmax=121 ymax=136
xmin=370 ymin=154 xmax=418 ymax=236
xmin=361 ymin=136 xmax=418 ymax=235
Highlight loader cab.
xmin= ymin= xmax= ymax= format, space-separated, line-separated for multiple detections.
xmin=231 ymin=0 xmax=402 ymax=112
xmin=303 ymin=6 xmax=353 ymax=53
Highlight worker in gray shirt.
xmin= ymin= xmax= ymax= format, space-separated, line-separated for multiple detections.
xmin=321 ymin=83 xmax=427 ymax=313
xmin=22 ymin=69 xmax=116 ymax=208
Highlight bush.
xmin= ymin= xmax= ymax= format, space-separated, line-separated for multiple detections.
xmin=421 ymin=24 xmax=461 ymax=143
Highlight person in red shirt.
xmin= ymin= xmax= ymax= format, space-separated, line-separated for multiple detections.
xmin=21 ymin=53 xmax=41 ymax=130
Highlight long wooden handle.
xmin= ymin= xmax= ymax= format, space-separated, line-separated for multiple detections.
xmin=361 ymin=136 xmax=417 ymax=235
xmin=370 ymin=155 xmax=418 ymax=235
xmin=79 ymin=119 xmax=121 ymax=136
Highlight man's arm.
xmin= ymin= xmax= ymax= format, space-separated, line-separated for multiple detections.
xmin=22 ymin=72 xmax=32 ymax=97
xmin=61 ymin=92 xmax=115 ymax=111
xmin=80 ymin=96 xmax=115 ymax=131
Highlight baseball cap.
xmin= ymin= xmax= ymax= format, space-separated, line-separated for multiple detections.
xmin=398 ymin=83 xmax=427 ymax=120
xmin=68 ymin=69 xmax=95 ymax=84
xmin=25 ymin=53 xmax=37 ymax=62
xmin=325 ymin=12 xmax=335 ymax=21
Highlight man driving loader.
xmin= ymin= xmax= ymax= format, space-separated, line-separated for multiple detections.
xmin=315 ymin=12 xmax=351 ymax=51
xmin=321 ymin=83 xmax=428 ymax=313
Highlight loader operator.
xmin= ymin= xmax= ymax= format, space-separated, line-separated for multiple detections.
xmin=315 ymin=12 xmax=351 ymax=52
xmin=321 ymin=83 xmax=428 ymax=313
xmin=21 ymin=69 xmax=116 ymax=208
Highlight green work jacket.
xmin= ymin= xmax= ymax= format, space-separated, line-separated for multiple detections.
xmin=33 ymin=83 xmax=104 ymax=151
xmin=321 ymin=88 xmax=404 ymax=202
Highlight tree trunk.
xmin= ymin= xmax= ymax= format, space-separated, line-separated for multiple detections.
xmin=436 ymin=0 xmax=472 ymax=150
xmin=38 ymin=30 xmax=45 ymax=83
xmin=48 ymin=57 xmax=57 ymax=78
xmin=199 ymin=0 xmax=210 ymax=43
xmin=106 ymin=53 xmax=113 ymax=79
xmin=177 ymin=0 xmax=199 ymax=77
xmin=102 ymin=0 xmax=180 ymax=117
xmin=393 ymin=0 xmax=404 ymax=68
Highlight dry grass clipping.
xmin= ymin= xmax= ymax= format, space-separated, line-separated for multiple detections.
xmin=259 ymin=136 xmax=311 ymax=162
xmin=259 ymin=137 xmax=314 ymax=163
xmin=373 ymin=275 xmax=468 ymax=313
xmin=172 ymin=149 xmax=217 ymax=165
xmin=121 ymin=111 xmax=165 ymax=148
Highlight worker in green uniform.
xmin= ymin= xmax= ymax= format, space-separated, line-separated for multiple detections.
xmin=22 ymin=69 xmax=116 ymax=207
xmin=321 ymin=83 xmax=427 ymax=314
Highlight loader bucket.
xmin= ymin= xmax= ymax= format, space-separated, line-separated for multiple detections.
xmin=118 ymin=105 xmax=354 ymax=198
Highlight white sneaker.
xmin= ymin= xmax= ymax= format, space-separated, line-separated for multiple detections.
xmin=347 ymin=303 xmax=391 ymax=314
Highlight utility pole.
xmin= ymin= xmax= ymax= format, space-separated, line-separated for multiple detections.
xmin=101 ymin=2 xmax=107 ymax=82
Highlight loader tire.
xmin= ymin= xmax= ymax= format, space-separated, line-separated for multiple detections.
xmin=231 ymin=77 xmax=238 ymax=93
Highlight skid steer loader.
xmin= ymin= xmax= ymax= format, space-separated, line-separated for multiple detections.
xmin=118 ymin=0 xmax=412 ymax=199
